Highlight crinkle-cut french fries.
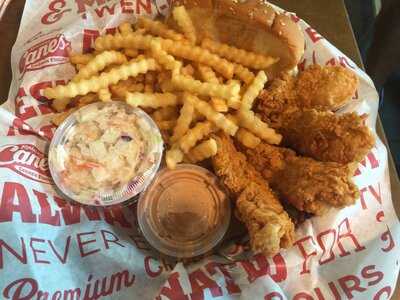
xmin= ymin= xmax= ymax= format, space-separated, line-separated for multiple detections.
xmin=51 ymin=108 xmax=78 ymax=126
xmin=154 ymin=120 xmax=176 ymax=130
xmin=172 ymin=6 xmax=197 ymax=44
xmin=162 ymin=39 xmax=234 ymax=79
xmin=172 ymin=74 xmax=240 ymax=101
xmin=235 ymin=128 xmax=261 ymax=149
xmin=126 ymin=92 xmax=178 ymax=108
xmin=170 ymin=100 xmax=194 ymax=143
xmin=150 ymin=40 xmax=180 ymax=70
xmin=197 ymin=64 xmax=218 ymax=83
xmin=185 ymin=93 xmax=238 ymax=136
xmin=179 ymin=121 xmax=215 ymax=153
xmin=52 ymin=98 xmax=71 ymax=112
xmin=210 ymin=98 xmax=228 ymax=112
xmin=166 ymin=146 xmax=184 ymax=169
xmin=233 ymin=63 xmax=255 ymax=85
xmin=124 ymin=48 xmax=139 ymax=58
xmin=159 ymin=79 xmax=175 ymax=93
xmin=238 ymin=110 xmax=282 ymax=145
xmin=75 ymin=93 xmax=98 ymax=107
xmin=76 ymin=64 xmax=85 ymax=71
xmin=110 ymin=78 xmax=144 ymax=98
xmin=241 ymin=71 xmax=268 ymax=111
xmin=95 ymin=32 xmax=234 ymax=79
xmin=201 ymin=38 xmax=279 ymax=69
xmin=98 ymin=88 xmax=112 ymax=102
xmin=197 ymin=65 xmax=228 ymax=112
xmin=119 ymin=22 xmax=133 ymax=35
xmin=144 ymin=72 xmax=155 ymax=93
xmin=94 ymin=32 xmax=151 ymax=51
xmin=225 ymin=80 xmax=242 ymax=109
xmin=152 ymin=106 xmax=179 ymax=121
xmin=187 ymin=138 xmax=217 ymax=163
xmin=69 ymin=53 xmax=94 ymax=65
xmin=191 ymin=110 xmax=206 ymax=124
xmin=137 ymin=17 xmax=184 ymax=41
xmin=44 ymin=58 xmax=158 ymax=100
xmin=181 ymin=64 xmax=195 ymax=77
xmin=73 ymin=51 xmax=127 ymax=82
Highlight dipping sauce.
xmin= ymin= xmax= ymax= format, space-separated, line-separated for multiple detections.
xmin=138 ymin=164 xmax=231 ymax=258
xmin=48 ymin=101 xmax=163 ymax=206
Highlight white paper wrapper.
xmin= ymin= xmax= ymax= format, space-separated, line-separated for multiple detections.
xmin=0 ymin=1 xmax=399 ymax=299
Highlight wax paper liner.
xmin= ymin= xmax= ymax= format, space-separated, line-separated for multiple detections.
xmin=0 ymin=1 xmax=399 ymax=299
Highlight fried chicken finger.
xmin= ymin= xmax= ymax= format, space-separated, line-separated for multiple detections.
xmin=245 ymin=142 xmax=360 ymax=215
xmin=212 ymin=133 xmax=294 ymax=255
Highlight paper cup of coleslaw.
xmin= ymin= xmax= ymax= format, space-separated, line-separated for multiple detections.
xmin=48 ymin=101 xmax=163 ymax=206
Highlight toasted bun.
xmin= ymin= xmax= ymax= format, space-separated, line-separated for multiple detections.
xmin=168 ymin=0 xmax=305 ymax=78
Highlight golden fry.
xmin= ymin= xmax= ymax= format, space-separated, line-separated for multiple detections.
xmin=44 ymin=58 xmax=158 ymax=100
xmin=95 ymin=33 xmax=234 ymax=78
xmin=181 ymin=64 xmax=195 ymax=77
xmin=241 ymin=70 xmax=268 ymax=110
xmin=124 ymin=48 xmax=139 ymax=58
xmin=162 ymin=39 xmax=234 ymax=79
xmin=95 ymin=32 xmax=151 ymax=51
xmin=69 ymin=53 xmax=94 ymax=65
xmin=52 ymin=98 xmax=71 ymax=112
xmin=238 ymin=110 xmax=282 ymax=145
xmin=179 ymin=121 xmax=215 ymax=153
xmin=73 ymin=50 xmax=127 ymax=82
xmin=166 ymin=146 xmax=184 ymax=169
xmin=75 ymin=93 xmax=98 ymax=107
xmin=152 ymin=106 xmax=179 ymax=121
xmin=187 ymin=138 xmax=218 ymax=163
xmin=226 ymin=79 xmax=242 ymax=109
xmin=197 ymin=65 xmax=228 ymax=112
xmin=171 ymin=74 xmax=240 ymax=101
xmin=172 ymin=6 xmax=196 ymax=44
xmin=154 ymin=120 xmax=176 ymax=130
xmin=233 ymin=63 xmax=255 ymax=85
xmin=119 ymin=22 xmax=133 ymax=35
xmin=197 ymin=64 xmax=218 ymax=83
xmin=201 ymin=38 xmax=279 ymax=69
xmin=210 ymin=97 xmax=228 ymax=112
xmin=186 ymin=93 xmax=238 ymax=136
xmin=170 ymin=100 xmax=195 ymax=143
xmin=76 ymin=64 xmax=85 ymax=71
xmin=98 ymin=88 xmax=112 ymax=102
xmin=150 ymin=40 xmax=179 ymax=70
xmin=235 ymin=128 xmax=261 ymax=149
xmin=137 ymin=17 xmax=184 ymax=41
xmin=51 ymin=108 xmax=78 ymax=126
xmin=144 ymin=72 xmax=155 ymax=93
xmin=110 ymin=78 xmax=144 ymax=98
xmin=125 ymin=92 xmax=178 ymax=108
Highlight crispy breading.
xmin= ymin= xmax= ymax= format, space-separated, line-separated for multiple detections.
xmin=212 ymin=133 xmax=294 ymax=256
xmin=296 ymin=65 xmax=359 ymax=111
xmin=279 ymin=110 xmax=375 ymax=164
xmin=258 ymin=65 xmax=358 ymax=113
xmin=257 ymin=67 xmax=375 ymax=164
xmin=237 ymin=182 xmax=294 ymax=253
xmin=257 ymin=74 xmax=298 ymax=128
xmin=245 ymin=142 xmax=360 ymax=215
xmin=211 ymin=133 xmax=265 ymax=194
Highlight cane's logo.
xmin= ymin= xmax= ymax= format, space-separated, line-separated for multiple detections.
xmin=19 ymin=34 xmax=71 ymax=76
xmin=0 ymin=144 xmax=51 ymax=184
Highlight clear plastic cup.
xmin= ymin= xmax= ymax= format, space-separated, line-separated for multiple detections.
xmin=48 ymin=101 xmax=163 ymax=206
xmin=138 ymin=164 xmax=231 ymax=258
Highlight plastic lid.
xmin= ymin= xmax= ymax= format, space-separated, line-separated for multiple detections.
xmin=48 ymin=101 xmax=163 ymax=206
xmin=138 ymin=164 xmax=231 ymax=258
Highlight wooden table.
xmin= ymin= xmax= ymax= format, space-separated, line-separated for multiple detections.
xmin=0 ymin=0 xmax=399 ymax=297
